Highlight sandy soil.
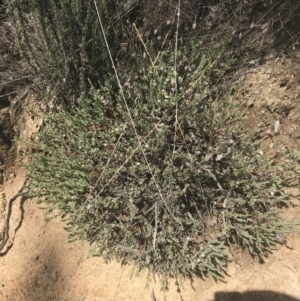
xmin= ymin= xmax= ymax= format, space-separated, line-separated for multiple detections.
xmin=0 ymin=173 xmax=300 ymax=301
xmin=1 ymin=54 xmax=300 ymax=301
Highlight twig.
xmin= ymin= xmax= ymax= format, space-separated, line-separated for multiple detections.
xmin=151 ymin=289 xmax=157 ymax=301
xmin=116 ymin=244 xmax=143 ymax=258
xmin=84 ymin=122 xmax=127 ymax=205
xmin=93 ymin=0 xmax=179 ymax=225
xmin=153 ymin=201 xmax=158 ymax=251
xmin=0 ymin=76 xmax=31 ymax=85
xmin=172 ymin=0 xmax=180 ymax=157
xmin=200 ymin=183 xmax=212 ymax=220
xmin=0 ymin=181 xmax=29 ymax=253
xmin=200 ymin=165 xmax=224 ymax=190
xmin=171 ymin=0 xmax=192 ymax=164
xmin=133 ymin=23 xmax=155 ymax=68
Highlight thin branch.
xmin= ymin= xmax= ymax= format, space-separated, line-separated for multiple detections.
xmin=133 ymin=23 xmax=155 ymax=68
xmin=116 ymin=244 xmax=143 ymax=257
xmin=172 ymin=0 xmax=180 ymax=157
xmin=153 ymin=201 xmax=158 ymax=251
xmin=0 ymin=75 xmax=31 ymax=85
xmin=92 ymin=0 xmax=179 ymax=224
xmin=84 ymin=122 xmax=127 ymax=205
xmin=201 ymin=165 xmax=224 ymax=190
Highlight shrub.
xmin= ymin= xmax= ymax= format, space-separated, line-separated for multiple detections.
xmin=8 ymin=0 xmax=125 ymax=103
xmin=9 ymin=0 xmax=300 ymax=112
xmin=24 ymin=42 xmax=294 ymax=285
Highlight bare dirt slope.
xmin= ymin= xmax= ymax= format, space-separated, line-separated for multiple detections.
xmin=1 ymin=54 xmax=300 ymax=301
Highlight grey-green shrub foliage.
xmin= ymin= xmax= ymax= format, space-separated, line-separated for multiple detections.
xmin=24 ymin=44 xmax=294 ymax=283
xmin=8 ymin=0 xmax=124 ymax=103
